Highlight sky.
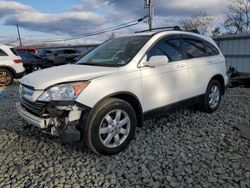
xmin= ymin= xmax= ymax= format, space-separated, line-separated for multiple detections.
xmin=0 ymin=0 xmax=230 ymax=46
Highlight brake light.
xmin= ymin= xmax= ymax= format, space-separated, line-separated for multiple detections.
xmin=13 ymin=59 xmax=22 ymax=64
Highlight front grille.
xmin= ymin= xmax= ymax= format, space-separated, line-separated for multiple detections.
xmin=21 ymin=97 xmax=47 ymax=116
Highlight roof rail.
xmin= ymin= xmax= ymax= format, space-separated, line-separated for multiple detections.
xmin=135 ymin=26 xmax=182 ymax=33
xmin=135 ymin=26 xmax=200 ymax=34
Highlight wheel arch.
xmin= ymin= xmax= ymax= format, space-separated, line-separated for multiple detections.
xmin=209 ymin=74 xmax=225 ymax=95
xmin=0 ymin=66 xmax=16 ymax=78
xmin=93 ymin=91 xmax=144 ymax=127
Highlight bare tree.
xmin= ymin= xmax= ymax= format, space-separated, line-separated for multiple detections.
xmin=179 ymin=11 xmax=215 ymax=35
xmin=224 ymin=0 xmax=250 ymax=33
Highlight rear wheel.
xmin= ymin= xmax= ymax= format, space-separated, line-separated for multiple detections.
xmin=201 ymin=80 xmax=222 ymax=113
xmin=0 ymin=68 xmax=13 ymax=86
xmin=83 ymin=98 xmax=137 ymax=155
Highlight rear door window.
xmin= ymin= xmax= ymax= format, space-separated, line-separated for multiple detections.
xmin=10 ymin=48 xmax=19 ymax=56
xmin=0 ymin=49 xmax=8 ymax=56
xmin=204 ymin=41 xmax=219 ymax=56
xmin=183 ymin=39 xmax=206 ymax=59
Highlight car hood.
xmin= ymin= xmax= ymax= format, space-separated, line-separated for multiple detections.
xmin=21 ymin=64 xmax=119 ymax=89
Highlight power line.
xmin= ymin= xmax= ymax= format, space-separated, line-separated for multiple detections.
xmin=75 ymin=8 xmax=146 ymax=37
xmin=44 ymin=5 xmax=145 ymax=40
xmin=108 ymin=8 xmax=146 ymax=24
xmin=42 ymin=16 xmax=147 ymax=43
xmin=0 ymin=10 xmax=146 ymax=44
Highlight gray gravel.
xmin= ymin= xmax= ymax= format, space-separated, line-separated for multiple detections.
xmin=0 ymin=82 xmax=250 ymax=187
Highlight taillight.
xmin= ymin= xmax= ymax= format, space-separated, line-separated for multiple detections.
xmin=13 ymin=59 xmax=22 ymax=64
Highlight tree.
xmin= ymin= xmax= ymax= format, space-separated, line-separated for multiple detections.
xmin=224 ymin=0 xmax=250 ymax=33
xmin=179 ymin=11 xmax=215 ymax=35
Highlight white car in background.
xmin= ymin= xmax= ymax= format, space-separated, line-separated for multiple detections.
xmin=17 ymin=28 xmax=228 ymax=155
xmin=0 ymin=44 xmax=25 ymax=86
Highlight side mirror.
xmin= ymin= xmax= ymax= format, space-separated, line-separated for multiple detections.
xmin=144 ymin=55 xmax=169 ymax=68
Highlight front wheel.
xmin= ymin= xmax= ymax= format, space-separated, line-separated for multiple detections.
xmin=201 ymin=80 xmax=222 ymax=113
xmin=83 ymin=98 xmax=137 ymax=155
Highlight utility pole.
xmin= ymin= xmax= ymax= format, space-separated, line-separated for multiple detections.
xmin=145 ymin=0 xmax=154 ymax=30
xmin=16 ymin=24 xmax=22 ymax=46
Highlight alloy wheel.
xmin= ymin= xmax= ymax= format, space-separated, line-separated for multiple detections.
xmin=99 ymin=109 xmax=131 ymax=148
xmin=0 ymin=71 xmax=12 ymax=86
xmin=208 ymin=85 xmax=220 ymax=109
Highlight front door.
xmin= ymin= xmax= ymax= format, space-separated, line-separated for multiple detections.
xmin=140 ymin=36 xmax=188 ymax=112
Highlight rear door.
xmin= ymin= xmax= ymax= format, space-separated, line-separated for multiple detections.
xmin=181 ymin=35 xmax=221 ymax=97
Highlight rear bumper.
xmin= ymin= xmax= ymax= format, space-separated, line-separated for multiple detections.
xmin=16 ymin=102 xmax=50 ymax=129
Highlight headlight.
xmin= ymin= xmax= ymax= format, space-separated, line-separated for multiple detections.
xmin=38 ymin=81 xmax=90 ymax=102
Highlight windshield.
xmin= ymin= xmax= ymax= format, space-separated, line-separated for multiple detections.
xmin=76 ymin=36 xmax=150 ymax=67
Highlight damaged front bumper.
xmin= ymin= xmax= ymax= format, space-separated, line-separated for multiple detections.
xmin=16 ymin=98 xmax=90 ymax=136
xmin=16 ymin=102 xmax=50 ymax=129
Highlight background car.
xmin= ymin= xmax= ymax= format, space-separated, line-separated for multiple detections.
xmin=46 ymin=48 xmax=81 ymax=65
xmin=38 ymin=49 xmax=53 ymax=58
xmin=19 ymin=53 xmax=53 ymax=73
xmin=72 ymin=49 xmax=95 ymax=63
xmin=0 ymin=44 xmax=24 ymax=86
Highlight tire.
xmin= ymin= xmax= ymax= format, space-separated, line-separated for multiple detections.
xmin=83 ymin=98 xmax=137 ymax=155
xmin=201 ymin=80 xmax=222 ymax=113
xmin=0 ymin=68 xmax=14 ymax=86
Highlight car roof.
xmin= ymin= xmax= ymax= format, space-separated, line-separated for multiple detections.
xmin=134 ymin=30 xmax=204 ymax=38
xmin=132 ymin=30 xmax=215 ymax=45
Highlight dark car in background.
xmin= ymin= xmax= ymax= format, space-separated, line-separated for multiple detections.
xmin=72 ymin=50 xmax=92 ymax=63
xmin=46 ymin=48 xmax=81 ymax=65
xmin=38 ymin=49 xmax=53 ymax=58
xmin=20 ymin=53 xmax=53 ymax=73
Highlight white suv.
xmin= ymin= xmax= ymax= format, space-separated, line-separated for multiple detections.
xmin=16 ymin=29 xmax=228 ymax=155
xmin=0 ymin=44 xmax=25 ymax=86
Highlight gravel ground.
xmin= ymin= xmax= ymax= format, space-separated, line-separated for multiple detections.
xmin=0 ymin=82 xmax=250 ymax=188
